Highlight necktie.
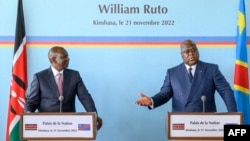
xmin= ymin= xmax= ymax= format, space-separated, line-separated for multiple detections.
xmin=188 ymin=67 xmax=193 ymax=81
xmin=56 ymin=73 xmax=63 ymax=95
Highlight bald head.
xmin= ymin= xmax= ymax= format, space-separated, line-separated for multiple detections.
xmin=48 ymin=46 xmax=65 ymax=61
xmin=48 ymin=46 xmax=69 ymax=71
xmin=180 ymin=40 xmax=197 ymax=49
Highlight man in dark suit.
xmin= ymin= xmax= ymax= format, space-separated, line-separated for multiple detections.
xmin=24 ymin=46 xmax=102 ymax=130
xmin=135 ymin=39 xmax=237 ymax=112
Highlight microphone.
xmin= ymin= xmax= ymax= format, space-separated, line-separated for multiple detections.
xmin=59 ymin=95 xmax=64 ymax=112
xmin=201 ymin=95 xmax=206 ymax=112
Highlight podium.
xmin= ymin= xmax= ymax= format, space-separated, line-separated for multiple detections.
xmin=20 ymin=112 xmax=97 ymax=141
xmin=166 ymin=112 xmax=242 ymax=141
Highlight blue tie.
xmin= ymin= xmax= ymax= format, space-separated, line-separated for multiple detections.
xmin=189 ymin=67 xmax=193 ymax=81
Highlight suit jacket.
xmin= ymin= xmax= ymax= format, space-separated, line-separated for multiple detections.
xmin=151 ymin=61 xmax=237 ymax=112
xmin=24 ymin=67 xmax=97 ymax=113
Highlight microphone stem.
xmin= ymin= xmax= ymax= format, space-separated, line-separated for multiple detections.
xmin=203 ymin=102 xmax=205 ymax=113
xmin=59 ymin=96 xmax=64 ymax=112
xmin=60 ymin=101 xmax=62 ymax=112
xmin=201 ymin=95 xmax=206 ymax=113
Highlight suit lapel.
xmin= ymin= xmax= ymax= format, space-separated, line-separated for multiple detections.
xmin=188 ymin=61 xmax=206 ymax=101
xmin=62 ymin=69 xmax=70 ymax=98
xmin=179 ymin=64 xmax=192 ymax=102
xmin=46 ymin=68 xmax=60 ymax=97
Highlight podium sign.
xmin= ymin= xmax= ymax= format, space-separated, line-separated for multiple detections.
xmin=21 ymin=112 xmax=97 ymax=140
xmin=167 ymin=112 xmax=242 ymax=140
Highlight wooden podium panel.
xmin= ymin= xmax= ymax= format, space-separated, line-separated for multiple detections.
xmin=21 ymin=112 xmax=97 ymax=141
xmin=167 ymin=112 xmax=242 ymax=140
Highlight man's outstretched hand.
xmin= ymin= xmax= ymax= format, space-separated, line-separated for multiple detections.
xmin=135 ymin=93 xmax=152 ymax=106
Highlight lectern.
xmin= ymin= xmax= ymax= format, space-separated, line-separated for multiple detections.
xmin=167 ymin=112 xmax=242 ymax=141
xmin=21 ymin=112 xmax=97 ymax=141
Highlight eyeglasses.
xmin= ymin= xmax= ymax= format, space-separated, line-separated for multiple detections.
xmin=181 ymin=48 xmax=197 ymax=55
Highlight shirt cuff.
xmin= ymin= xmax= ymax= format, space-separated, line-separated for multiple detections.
xmin=149 ymin=98 xmax=154 ymax=109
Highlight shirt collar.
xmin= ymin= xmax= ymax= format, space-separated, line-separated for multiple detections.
xmin=51 ymin=66 xmax=64 ymax=77
xmin=184 ymin=64 xmax=197 ymax=71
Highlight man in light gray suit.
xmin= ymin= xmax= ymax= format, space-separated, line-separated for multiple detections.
xmin=135 ymin=39 xmax=237 ymax=112
xmin=24 ymin=46 xmax=102 ymax=130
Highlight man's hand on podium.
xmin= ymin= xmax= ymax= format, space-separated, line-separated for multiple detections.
xmin=97 ymin=116 xmax=103 ymax=130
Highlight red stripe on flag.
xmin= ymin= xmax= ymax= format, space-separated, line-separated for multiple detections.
xmin=234 ymin=64 xmax=249 ymax=89
xmin=12 ymin=46 xmax=27 ymax=83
